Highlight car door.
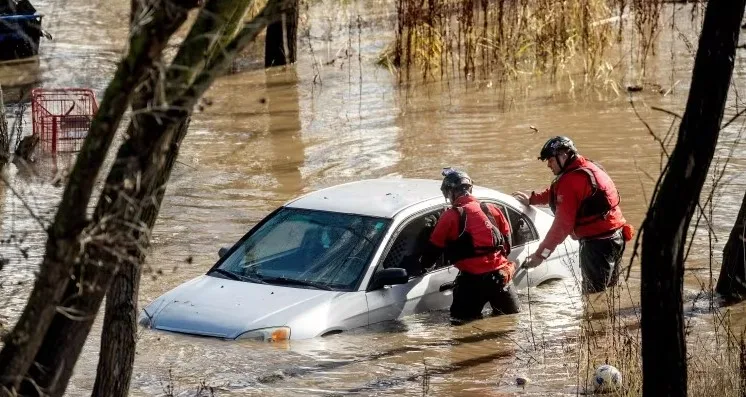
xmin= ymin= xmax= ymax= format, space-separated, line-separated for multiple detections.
xmin=365 ymin=207 xmax=458 ymax=325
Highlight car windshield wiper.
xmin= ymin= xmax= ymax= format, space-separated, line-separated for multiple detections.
xmin=209 ymin=268 xmax=268 ymax=284
xmin=260 ymin=276 xmax=333 ymax=291
xmin=209 ymin=268 xmax=241 ymax=281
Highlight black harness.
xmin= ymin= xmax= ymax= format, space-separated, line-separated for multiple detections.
xmin=444 ymin=202 xmax=509 ymax=263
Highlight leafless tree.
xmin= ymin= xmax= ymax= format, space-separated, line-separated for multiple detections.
xmin=0 ymin=0 xmax=292 ymax=396
xmin=639 ymin=0 xmax=746 ymax=395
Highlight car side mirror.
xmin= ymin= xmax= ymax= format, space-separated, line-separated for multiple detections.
xmin=370 ymin=268 xmax=409 ymax=290
xmin=218 ymin=246 xmax=230 ymax=258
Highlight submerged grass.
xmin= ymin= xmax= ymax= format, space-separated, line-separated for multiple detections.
xmin=381 ymin=0 xmax=665 ymax=87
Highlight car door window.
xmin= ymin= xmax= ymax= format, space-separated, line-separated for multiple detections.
xmin=503 ymin=205 xmax=538 ymax=246
xmin=378 ymin=208 xmax=446 ymax=278
xmin=479 ymin=200 xmax=538 ymax=247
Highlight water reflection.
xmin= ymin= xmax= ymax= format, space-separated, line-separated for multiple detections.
xmin=267 ymin=67 xmax=304 ymax=196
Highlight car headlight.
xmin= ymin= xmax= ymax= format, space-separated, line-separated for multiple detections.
xmin=236 ymin=327 xmax=291 ymax=342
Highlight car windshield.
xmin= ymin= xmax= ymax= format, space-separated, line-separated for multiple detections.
xmin=214 ymin=208 xmax=390 ymax=291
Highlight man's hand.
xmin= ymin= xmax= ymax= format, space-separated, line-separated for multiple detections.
xmin=498 ymin=265 xmax=515 ymax=284
xmin=522 ymin=252 xmax=544 ymax=269
xmin=512 ymin=191 xmax=531 ymax=206
xmin=423 ymin=214 xmax=438 ymax=229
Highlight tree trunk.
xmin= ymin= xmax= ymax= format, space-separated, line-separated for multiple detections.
xmin=89 ymin=2 xmax=289 ymax=396
xmin=91 ymin=113 xmax=189 ymax=397
xmin=0 ymin=2 xmax=198 ymax=394
xmin=265 ymin=0 xmax=298 ymax=67
xmin=90 ymin=260 xmax=140 ymax=396
xmin=640 ymin=0 xmax=746 ymax=396
xmin=0 ymin=1 xmax=288 ymax=395
xmin=91 ymin=41 xmax=161 ymax=396
xmin=91 ymin=0 xmax=263 ymax=390
xmin=0 ymin=85 xmax=9 ymax=169
xmin=716 ymin=190 xmax=746 ymax=301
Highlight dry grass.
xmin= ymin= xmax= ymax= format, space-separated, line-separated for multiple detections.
xmin=565 ymin=281 xmax=746 ymax=396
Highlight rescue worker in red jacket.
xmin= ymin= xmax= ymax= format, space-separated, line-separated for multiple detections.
xmin=512 ymin=136 xmax=631 ymax=293
xmin=419 ymin=168 xmax=520 ymax=324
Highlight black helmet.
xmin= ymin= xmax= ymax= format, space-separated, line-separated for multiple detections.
xmin=440 ymin=167 xmax=472 ymax=197
xmin=538 ymin=136 xmax=577 ymax=160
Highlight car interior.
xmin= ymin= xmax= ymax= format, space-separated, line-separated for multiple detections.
xmin=380 ymin=208 xmax=446 ymax=277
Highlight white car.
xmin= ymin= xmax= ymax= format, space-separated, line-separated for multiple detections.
xmin=139 ymin=179 xmax=579 ymax=341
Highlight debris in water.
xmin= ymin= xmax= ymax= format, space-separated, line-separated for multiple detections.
xmin=516 ymin=376 xmax=530 ymax=386
xmin=593 ymin=364 xmax=622 ymax=393
xmin=14 ymin=134 xmax=39 ymax=162
xmin=258 ymin=370 xmax=285 ymax=383
xmin=626 ymin=85 xmax=643 ymax=92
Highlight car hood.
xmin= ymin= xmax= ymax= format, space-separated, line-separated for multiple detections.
xmin=145 ymin=275 xmax=338 ymax=339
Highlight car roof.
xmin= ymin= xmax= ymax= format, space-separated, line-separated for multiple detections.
xmin=284 ymin=178 xmax=515 ymax=218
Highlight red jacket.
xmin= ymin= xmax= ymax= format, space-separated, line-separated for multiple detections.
xmin=530 ymin=155 xmax=626 ymax=257
xmin=429 ymin=195 xmax=514 ymax=276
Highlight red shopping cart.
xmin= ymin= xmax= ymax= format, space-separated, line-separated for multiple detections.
xmin=31 ymin=88 xmax=98 ymax=153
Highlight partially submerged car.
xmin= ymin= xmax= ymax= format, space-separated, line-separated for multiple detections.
xmin=139 ymin=179 xmax=579 ymax=341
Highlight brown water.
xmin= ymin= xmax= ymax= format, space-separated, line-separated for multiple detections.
xmin=1 ymin=1 xmax=745 ymax=395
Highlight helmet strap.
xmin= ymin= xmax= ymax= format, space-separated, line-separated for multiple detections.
xmin=450 ymin=189 xmax=469 ymax=205
xmin=557 ymin=152 xmax=576 ymax=173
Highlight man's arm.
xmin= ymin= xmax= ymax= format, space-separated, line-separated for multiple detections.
xmin=535 ymin=175 xmax=585 ymax=257
xmin=419 ymin=210 xmax=457 ymax=268
xmin=529 ymin=188 xmax=551 ymax=205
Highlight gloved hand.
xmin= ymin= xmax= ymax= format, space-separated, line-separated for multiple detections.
xmin=498 ymin=262 xmax=515 ymax=284
xmin=522 ymin=252 xmax=544 ymax=269
xmin=416 ymin=214 xmax=439 ymax=248
xmin=423 ymin=214 xmax=438 ymax=229
xmin=622 ymin=223 xmax=635 ymax=242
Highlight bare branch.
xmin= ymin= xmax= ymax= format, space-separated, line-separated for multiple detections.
xmin=651 ymin=106 xmax=682 ymax=120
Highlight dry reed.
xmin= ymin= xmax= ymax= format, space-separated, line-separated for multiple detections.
xmin=380 ymin=0 xmax=665 ymax=86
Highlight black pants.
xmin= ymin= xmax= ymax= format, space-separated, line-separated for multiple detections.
xmin=579 ymin=229 xmax=625 ymax=293
xmin=450 ymin=270 xmax=520 ymax=323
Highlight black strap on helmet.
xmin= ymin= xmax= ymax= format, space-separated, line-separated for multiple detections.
xmin=538 ymin=136 xmax=577 ymax=172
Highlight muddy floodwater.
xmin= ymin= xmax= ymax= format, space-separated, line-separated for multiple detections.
xmin=1 ymin=0 xmax=746 ymax=395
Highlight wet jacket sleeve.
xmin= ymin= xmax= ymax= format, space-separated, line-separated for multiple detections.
xmin=529 ymin=188 xmax=551 ymax=205
xmin=537 ymin=174 xmax=588 ymax=257
xmin=420 ymin=209 xmax=458 ymax=267
xmin=428 ymin=209 xmax=459 ymax=247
